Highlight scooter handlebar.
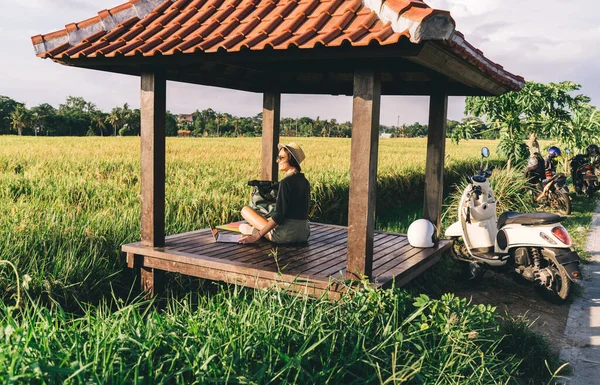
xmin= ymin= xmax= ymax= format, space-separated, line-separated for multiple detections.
xmin=483 ymin=166 xmax=494 ymax=177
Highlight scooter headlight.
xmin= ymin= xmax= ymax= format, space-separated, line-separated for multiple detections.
xmin=551 ymin=226 xmax=571 ymax=246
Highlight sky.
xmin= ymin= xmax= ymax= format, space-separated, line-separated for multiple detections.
xmin=2 ymin=0 xmax=600 ymax=125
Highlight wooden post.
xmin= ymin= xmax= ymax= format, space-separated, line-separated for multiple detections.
xmin=423 ymin=84 xmax=449 ymax=234
xmin=140 ymin=71 xmax=166 ymax=248
xmin=139 ymin=71 xmax=166 ymax=296
xmin=346 ymin=71 xmax=381 ymax=281
xmin=261 ymin=91 xmax=280 ymax=181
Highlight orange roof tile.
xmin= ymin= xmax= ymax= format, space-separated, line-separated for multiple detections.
xmin=31 ymin=0 xmax=525 ymax=90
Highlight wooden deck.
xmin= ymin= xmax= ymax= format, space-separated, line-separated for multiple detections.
xmin=123 ymin=223 xmax=451 ymax=298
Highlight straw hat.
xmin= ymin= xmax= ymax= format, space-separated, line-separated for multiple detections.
xmin=278 ymin=142 xmax=305 ymax=164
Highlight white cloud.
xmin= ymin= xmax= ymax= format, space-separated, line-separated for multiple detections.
xmin=427 ymin=0 xmax=501 ymax=18
xmin=16 ymin=0 xmax=117 ymax=11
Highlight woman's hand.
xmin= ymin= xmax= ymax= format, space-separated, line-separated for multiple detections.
xmin=238 ymin=232 xmax=262 ymax=244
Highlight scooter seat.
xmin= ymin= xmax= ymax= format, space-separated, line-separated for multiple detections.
xmin=497 ymin=211 xmax=565 ymax=229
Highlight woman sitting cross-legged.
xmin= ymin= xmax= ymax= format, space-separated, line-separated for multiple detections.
xmin=238 ymin=142 xmax=310 ymax=244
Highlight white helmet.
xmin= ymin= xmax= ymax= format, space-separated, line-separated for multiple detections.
xmin=407 ymin=219 xmax=437 ymax=248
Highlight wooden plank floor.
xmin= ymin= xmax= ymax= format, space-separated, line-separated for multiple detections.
xmin=123 ymin=223 xmax=451 ymax=297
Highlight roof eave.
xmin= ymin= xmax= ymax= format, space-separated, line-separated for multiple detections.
xmin=31 ymin=0 xmax=168 ymax=56
xmin=409 ymin=41 xmax=523 ymax=96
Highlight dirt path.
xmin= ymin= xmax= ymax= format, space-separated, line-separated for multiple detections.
xmin=452 ymin=270 xmax=572 ymax=353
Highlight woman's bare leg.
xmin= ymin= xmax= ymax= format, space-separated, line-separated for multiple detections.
xmin=240 ymin=206 xmax=273 ymax=240
xmin=241 ymin=206 xmax=268 ymax=230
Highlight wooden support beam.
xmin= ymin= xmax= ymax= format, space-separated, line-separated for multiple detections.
xmin=140 ymin=71 xmax=166 ymax=247
xmin=129 ymin=254 xmax=164 ymax=297
xmin=65 ymin=42 xmax=422 ymax=68
xmin=261 ymin=91 xmax=280 ymax=181
xmin=140 ymin=265 xmax=165 ymax=297
xmin=423 ymin=85 xmax=449 ymax=234
xmin=126 ymin=252 xmax=136 ymax=269
xmin=346 ymin=71 xmax=381 ymax=281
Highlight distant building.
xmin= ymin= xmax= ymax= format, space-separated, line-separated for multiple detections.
xmin=177 ymin=114 xmax=193 ymax=124
xmin=380 ymin=133 xmax=392 ymax=139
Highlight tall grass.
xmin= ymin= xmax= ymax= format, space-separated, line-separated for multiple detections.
xmin=442 ymin=166 xmax=537 ymax=228
xmin=0 ymin=136 xmax=568 ymax=384
xmin=1 ymin=285 xmax=524 ymax=384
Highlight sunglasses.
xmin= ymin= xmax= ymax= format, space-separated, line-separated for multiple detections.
xmin=277 ymin=155 xmax=288 ymax=161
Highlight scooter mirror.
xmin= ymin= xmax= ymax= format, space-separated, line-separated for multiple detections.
xmin=481 ymin=147 xmax=490 ymax=158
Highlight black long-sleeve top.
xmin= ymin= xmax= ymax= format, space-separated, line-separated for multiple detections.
xmin=526 ymin=153 xmax=545 ymax=180
xmin=544 ymin=156 xmax=557 ymax=173
xmin=271 ymin=173 xmax=310 ymax=224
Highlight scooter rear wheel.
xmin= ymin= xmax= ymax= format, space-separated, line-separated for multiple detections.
xmin=587 ymin=183 xmax=597 ymax=198
xmin=540 ymin=253 xmax=572 ymax=300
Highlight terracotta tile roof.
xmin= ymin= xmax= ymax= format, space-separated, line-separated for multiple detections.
xmin=31 ymin=0 xmax=525 ymax=91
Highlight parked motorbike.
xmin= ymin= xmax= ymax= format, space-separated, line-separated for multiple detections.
xmin=445 ymin=147 xmax=582 ymax=300
xmin=536 ymin=172 xmax=571 ymax=215
xmin=570 ymin=154 xmax=599 ymax=198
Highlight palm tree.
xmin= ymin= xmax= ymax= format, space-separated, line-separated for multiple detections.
xmin=232 ymin=117 xmax=244 ymax=136
xmin=31 ymin=112 xmax=39 ymax=136
xmin=215 ymin=113 xmax=222 ymax=136
xmin=108 ymin=104 xmax=132 ymax=136
xmin=108 ymin=108 xmax=120 ymax=136
xmin=90 ymin=109 xmax=108 ymax=136
xmin=215 ymin=113 xmax=230 ymax=137
xmin=30 ymin=103 xmax=56 ymax=136
xmin=10 ymin=105 xmax=30 ymax=136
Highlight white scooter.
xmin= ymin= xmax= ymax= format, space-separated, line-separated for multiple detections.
xmin=445 ymin=147 xmax=581 ymax=300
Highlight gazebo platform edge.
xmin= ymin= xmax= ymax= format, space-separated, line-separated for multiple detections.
xmin=123 ymin=223 xmax=451 ymax=298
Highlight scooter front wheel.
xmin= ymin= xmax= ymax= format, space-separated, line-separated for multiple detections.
xmin=461 ymin=261 xmax=488 ymax=282
xmin=449 ymin=237 xmax=470 ymax=262
xmin=548 ymin=190 xmax=571 ymax=215
xmin=449 ymin=238 xmax=488 ymax=282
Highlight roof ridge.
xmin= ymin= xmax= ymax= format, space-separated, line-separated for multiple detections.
xmin=361 ymin=0 xmax=455 ymax=43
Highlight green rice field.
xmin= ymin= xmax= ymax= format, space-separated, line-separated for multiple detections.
xmin=0 ymin=136 xmax=579 ymax=384
xmin=0 ymin=136 xmax=502 ymax=300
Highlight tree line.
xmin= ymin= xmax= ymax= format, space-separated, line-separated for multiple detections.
xmin=10 ymin=81 xmax=589 ymax=150
xmin=0 ymin=96 xmax=176 ymax=137
xmin=454 ymin=81 xmax=600 ymax=166
xmin=1 ymin=94 xmax=493 ymax=138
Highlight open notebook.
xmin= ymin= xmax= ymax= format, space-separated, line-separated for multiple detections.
xmin=211 ymin=228 xmax=243 ymax=243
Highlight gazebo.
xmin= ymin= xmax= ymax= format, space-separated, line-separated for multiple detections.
xmin=32 ymin=0 xmax=524 ymax=297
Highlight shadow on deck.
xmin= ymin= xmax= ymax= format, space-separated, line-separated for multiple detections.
xmin=123 ymin=222 xmax=451 ymax=298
